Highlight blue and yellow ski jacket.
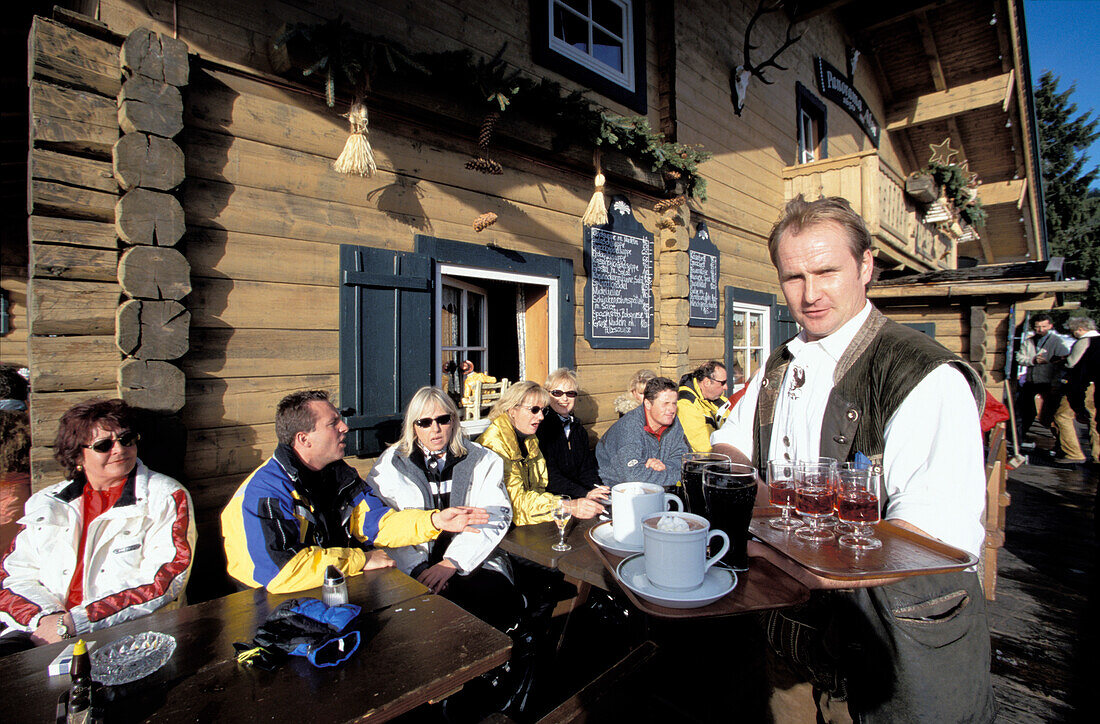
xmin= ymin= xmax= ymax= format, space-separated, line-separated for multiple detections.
xmin=222 ymin=445 xmax=440 ymax=593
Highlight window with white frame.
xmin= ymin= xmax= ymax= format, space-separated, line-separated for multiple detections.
xmin=532 ymin=0 xmax=647 ymax=113
xmin=550 ymin=0 xmax=633 ymax=89
xmin=796 ymin=82 xmax=827 ymax=165
xmin=441 ymin=276 xmax=488 ymax=391
xmin=728 ymin=301 xmax=771 ymax=390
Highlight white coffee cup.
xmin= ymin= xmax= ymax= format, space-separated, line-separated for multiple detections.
xmin=611 ymin=482 xmax=682 ymax=547
xmin=641 ymin=512 xmax=730 ymax=591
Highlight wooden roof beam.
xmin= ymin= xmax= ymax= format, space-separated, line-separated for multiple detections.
xmin=886 ymin=72 xmax=1014 ymax=131
xmin=868 ymin=279 xmax=1089 ymax=298
xmin=978 ymin=179 xmax=1027 ymax=207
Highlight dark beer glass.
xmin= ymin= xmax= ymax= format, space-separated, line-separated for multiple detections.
xmin=681 ymin=452 xmax=731 ymax=515
xmin=702 ymin=463 xmax=757 ymax=571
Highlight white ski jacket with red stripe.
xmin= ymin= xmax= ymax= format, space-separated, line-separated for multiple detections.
xmin=0 ymin=460 xmax=195 ymax=636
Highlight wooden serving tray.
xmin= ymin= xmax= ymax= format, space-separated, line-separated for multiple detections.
xmin=585 ymin=527 xmax=810 ymax=619
xmin=748 ymin=507 xmax=978 ymax=581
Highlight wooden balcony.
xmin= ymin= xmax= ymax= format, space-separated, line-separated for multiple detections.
xmin=782 ymin=150 xmax=956 ymax=272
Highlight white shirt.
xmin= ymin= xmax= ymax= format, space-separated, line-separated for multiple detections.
xmin=712 ymin=302 xmax=987 ymax=558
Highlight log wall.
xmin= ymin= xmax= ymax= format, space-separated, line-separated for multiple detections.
xmin=19 ymin=2 xmax=1019 ymax=599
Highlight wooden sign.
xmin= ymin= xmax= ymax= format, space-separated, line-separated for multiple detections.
xmin=584 ymin=196 xmax=654 ymax=349
xmin=688 ymin=221 xmax=719 ymax=328
xmin=814 ymin=57 xmax=880 ymax=147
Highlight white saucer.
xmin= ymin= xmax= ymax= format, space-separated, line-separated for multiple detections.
xmin=615 ymin=554 xmax=737 ymax=609
xmin=590 ymin=520 xmax=643 ymax=557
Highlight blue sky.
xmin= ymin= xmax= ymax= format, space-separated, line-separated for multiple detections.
xmin=1024 ymin=0 xmax=1100 ymax=186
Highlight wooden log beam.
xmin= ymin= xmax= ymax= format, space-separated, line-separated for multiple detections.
xmin=869 ymin=279 xmax=1089 ymax=298
xmin=115 ymin=188 xmax=186 ymax=246
xmin=886 ymin=73 xmax=1014 ymax=131
xmin=118 ymin=358 xmax=186 ymax=412
xmin=978 ymin=179 xmax=1027 ymax=207
xmin=118 ymin=246 xmax=191 ymax=300
xmin=28 ymin=335 xmax=119 ymax=392
xmin=30 ymin=179 xmax=116 ymax=222
xmin=116 ymin=299 xmax=190 ymax=360
xmin=120 ymin=27 xmax=189 ymax=87
xmin=30 ymin=242 xmax=117 ymax=282
xmin=118 ymin=76 xmax=184 ymax=138
xmin=28 ymin=279 xmax=118 ymax=335
xmin=30 ymin=81 xmax=117 ymax=157
xmin=29 ymin=216 xmax=117 ymax=250
xmin=113 ymin=133 xmax=185 ymax=191
xmin=31 ymin=149 xmax=116 ymax=193
xmin=29 ymin=16 xmax=120 ymax=97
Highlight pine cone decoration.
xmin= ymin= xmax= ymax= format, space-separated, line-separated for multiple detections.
xmin=663 ymin=169 xmax=682 ymax=180
xmin=465 ymin=156 xmax=504 ymax=175
xmin=653 ymin=195 xmax=687 ymax=213
xmin=473 ymin=212 xmax=499 ymax=232
xmin=478 ymin=111 xmax=500 ymax=150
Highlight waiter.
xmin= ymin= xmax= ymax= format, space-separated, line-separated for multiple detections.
xmin=712 ymin=196 xmax=993 ymax=722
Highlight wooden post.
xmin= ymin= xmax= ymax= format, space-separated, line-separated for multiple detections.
xmin=655 ymin=204 xmax=690 ymax=381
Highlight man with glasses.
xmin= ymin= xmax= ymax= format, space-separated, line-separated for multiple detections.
xmin=676 ymin=361 xmax=733 ymax=452
xmin=536 ymin=368 xmax=608 ymax=500
xmin=596 ymin=377 xmax=689 ymax=489
xmin=222 ymin=390 xmax=489 ymax=593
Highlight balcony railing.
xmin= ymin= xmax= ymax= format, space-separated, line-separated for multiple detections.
xmin=782 ymin=150 xmax=955 ymax=271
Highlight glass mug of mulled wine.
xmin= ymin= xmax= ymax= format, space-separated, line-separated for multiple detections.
xmin=794 ymin=459 xmax=838 ymax=543
xmin=836 ymin=467 xmax=882 ymax=550
xmin=611 ymin=482 xmax=682 ymax=548
xmin=641 ymin=512 xmax=729 ymax=591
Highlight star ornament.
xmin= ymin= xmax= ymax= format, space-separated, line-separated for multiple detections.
xmin=928 ymin=138 xmax=959 ymax=166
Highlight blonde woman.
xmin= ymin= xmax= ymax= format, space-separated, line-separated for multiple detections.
xmin=613 ymin=368 xmax=657 ymax=417
xmin=478 ymin=381 xmax=604 ymax=525
xmin=366 ymin=387 xmax=519 ymax=631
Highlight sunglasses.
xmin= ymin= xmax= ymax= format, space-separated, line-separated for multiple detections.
xmin=549 ymin=389 xmax=578 ymax=398
xmin=521 ymin=406 xmax=548 ymax=416
xmin=414 ymin=414 xmax=453 ymax=428
xmin=708 ymin=377 xmax=728 ymax=385
xmin=84 ymin=431 xmax=140 ymax=453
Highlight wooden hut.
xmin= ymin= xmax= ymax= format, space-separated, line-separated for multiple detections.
xmin=0 ymin=0 xmax=1063 ymax=596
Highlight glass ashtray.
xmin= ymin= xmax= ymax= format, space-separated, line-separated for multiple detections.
xmin=91 ymin=631 xmax=176 ymax=685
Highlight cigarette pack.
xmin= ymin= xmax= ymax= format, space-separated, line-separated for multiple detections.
xmin=47 ymin=640 xmax=96 ymax=677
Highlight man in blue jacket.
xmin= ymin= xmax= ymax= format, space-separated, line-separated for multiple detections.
xmin=596 ymin=377 xmax=689 ymax=489
xmin=222 ymin=390 xmax=488 ymax=593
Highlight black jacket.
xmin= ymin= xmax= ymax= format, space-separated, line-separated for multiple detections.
xmin=535 ymin=412 xmax=603 ymax=498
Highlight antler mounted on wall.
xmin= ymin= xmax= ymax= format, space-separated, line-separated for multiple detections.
xmin=730 ymin=0 xmax=804 ymax=116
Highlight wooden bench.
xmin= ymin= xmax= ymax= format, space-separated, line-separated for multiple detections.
xmin=982 ymin=421 xmax=1010 ymax=600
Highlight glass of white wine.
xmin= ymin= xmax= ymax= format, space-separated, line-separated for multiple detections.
xmin=552 ymin=496 xmax=573 ymax=552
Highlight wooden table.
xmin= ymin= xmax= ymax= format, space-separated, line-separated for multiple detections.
xmin=0 ymin=568 xmax=511 ymax=723
xmin=500 ymin=518 xmax=614 ymax=590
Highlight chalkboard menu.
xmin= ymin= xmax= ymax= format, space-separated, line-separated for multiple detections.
xmin=688 ymin=221 xmax=719 ymax=327
xmin=584 ymin=196 xmax=654 ymax=349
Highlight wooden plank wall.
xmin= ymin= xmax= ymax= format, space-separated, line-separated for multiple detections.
xmin=26 ymin=17 xmax=122 ymax=486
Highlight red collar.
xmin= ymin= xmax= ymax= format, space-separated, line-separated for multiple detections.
xmin=643 ymin=421 xmax=668 ymax=441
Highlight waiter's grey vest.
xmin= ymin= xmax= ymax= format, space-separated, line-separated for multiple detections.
xmin=752 ymin=307 xmax=985 ymax=470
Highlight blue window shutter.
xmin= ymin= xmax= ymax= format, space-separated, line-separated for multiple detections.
xmin=339 ymin=245 xmax=433 ymax=456
xmin=776 ymin=304 xmax=799 ymax=346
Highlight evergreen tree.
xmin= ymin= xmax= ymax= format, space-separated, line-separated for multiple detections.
xmin=1034 ymin=71 xmax=1099 ymax=314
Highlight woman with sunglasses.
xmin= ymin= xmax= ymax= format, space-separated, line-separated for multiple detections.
xmin=0 ymin=399 xmax=195 ymax=651
xmin=364 ymin=387 xmax=520 ymax=631
xmin=478 ymin=381 xmax=604 ymax=525
xmin=536 ymin=369 xmax=609 ymax=502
